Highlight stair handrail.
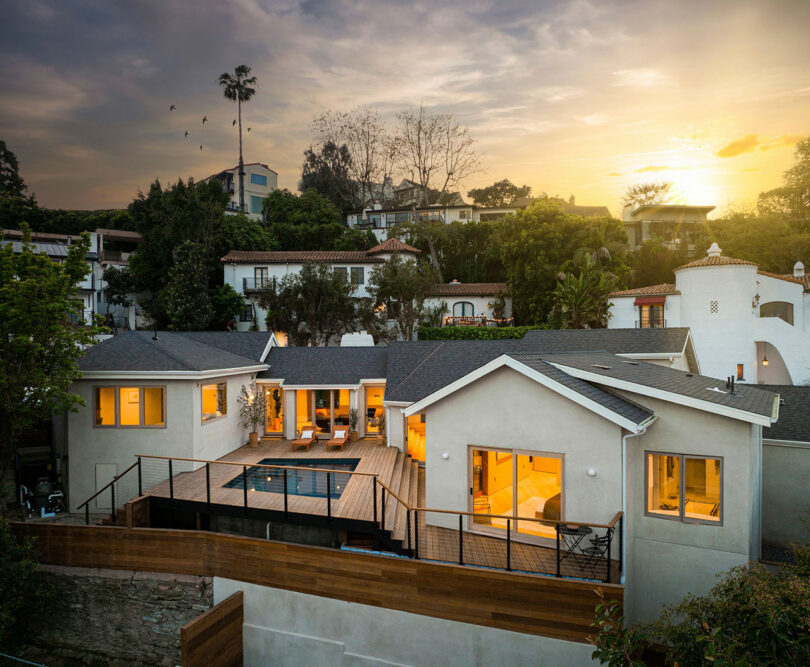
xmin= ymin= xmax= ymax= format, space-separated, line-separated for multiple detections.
xmin=76 ymin=459 xmax=141 ymax=511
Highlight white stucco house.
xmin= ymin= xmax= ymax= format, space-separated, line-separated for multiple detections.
xmin=221 ymin=238 xmax=421 ymax=331
xmin=202 ymin=162 xmax=278 ymax=220
xmin=424 ymin=281 xmax=513 ymax=325
xmin=608 ymin=243 xmax=810 ymax=385
xmin=622 ymin=204 xmax=715 ymax=254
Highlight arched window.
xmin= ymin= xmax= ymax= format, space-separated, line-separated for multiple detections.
xmin=760 ymin=301 xmax=793 ymax=326
xmin=453 ymin=301 xmax=474 ymax=317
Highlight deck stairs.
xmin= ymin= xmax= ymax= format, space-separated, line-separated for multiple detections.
xmin=367 ymin=447 xmax=421 ymax=556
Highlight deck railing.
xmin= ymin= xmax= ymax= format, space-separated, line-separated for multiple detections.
xmin=78 ymin=454 xmax=623 ymax=583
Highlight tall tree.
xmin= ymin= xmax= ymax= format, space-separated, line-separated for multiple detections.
xmin=550 ymin=254 xmax=617 ymax=329
xmin=368 ymin=255 xmax=436 ymax=341
xmin=622 ymin=182 xmax=673 ymax=209
xmin=162 ymin=241 xmax=214 ymax=330
xmin=0 ymin=225 xmax=104 ymax=502
xmin=300 ymin=141 xmax=357 ymax=211
xmin=758 ymin=136 xmax=810 ymax=227
xmin=218 ymin=65 xmax=258 ymax=214
xmin=467 ymin=179 xmax=531 ymax=207
xmin=0 ymin=140 xmax=29 ymax=200
xmin=0 ymin=140 xmax=38 ymax=228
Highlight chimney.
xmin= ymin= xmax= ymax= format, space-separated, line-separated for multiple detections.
xmin=707 ymin=242 xmax=722 ymax=258
xmin=569 ymin=195 xmax=575 ymax=205
xmin=794 ymin=261 xmax=805 ymax=278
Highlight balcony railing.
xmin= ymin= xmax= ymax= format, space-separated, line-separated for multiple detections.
xmin=101 ymin=250 xmax=132 ymax=263
xmin=243 ymin=277 xmax=272 ymax=291
xmin=636 ymin=318 xmax=666 ymax=329
xmin=443 ymin=316 xmax=515 ymax=328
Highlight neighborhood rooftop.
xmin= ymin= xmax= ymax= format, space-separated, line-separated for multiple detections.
xmin=221 ymin=238 xmax=420 ymax=264
xmin=758 ymin=385 xmax=810 ymax=443
xmin=426 ymin=282 xmax=507 ymax=297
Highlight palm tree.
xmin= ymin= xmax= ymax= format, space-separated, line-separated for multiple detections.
xmin=218 ymin=65 xmax=257 ymax=214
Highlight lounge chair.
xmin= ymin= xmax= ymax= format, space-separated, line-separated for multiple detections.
xmin=326 ymin=427 xmax=350 ymax=451
xmin=292 ymin=427 xmax=317 ymax=451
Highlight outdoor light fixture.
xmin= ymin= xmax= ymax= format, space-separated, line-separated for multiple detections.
xmin=442 ymin=452 xmax=450 ymax=460
xmin=587 ymin=468 xmax=597 ymax=477
xmin=762 ymin=342 xmax=769 ymax=367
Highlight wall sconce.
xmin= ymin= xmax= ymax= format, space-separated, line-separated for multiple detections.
xmin=587 ymin=468 xmax=597 ymax=477
xmin=441 ymin=452 xmax=450 ymax=460
xmin=762 ymin=342 xmax=769 ymax=367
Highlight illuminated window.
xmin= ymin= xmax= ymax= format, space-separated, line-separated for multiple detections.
xmin=365 ymin=386 xmax=384 ymax=434
xmin=94 ymin=386 xmax=165 ymax=428
xmin=202 ymin=383 xmax=227 ymax=423
xmin=736 ymin=364 xmax=744 ymax=380
xmin=646 ymin=452 xmax=721 ymax=524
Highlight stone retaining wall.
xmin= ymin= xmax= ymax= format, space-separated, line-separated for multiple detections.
xmin=22 ymin=565 xmax=213 ymax=666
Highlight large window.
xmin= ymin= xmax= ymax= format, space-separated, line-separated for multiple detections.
xmin=638 ymin=304 xmax=664 ymax=328
xmin=202 ymin=383 xmax=227 ymax=423
xmin=265 ymin=386 xmax=284 ymax=434
xmin=296 ymin=389 xmax=353 ymax=435
xmin=333 ymin=266 xmax=348 ymax=281
xmin=350 ymin=267 xmax=364 ymax=285
xmin=646 ymin=452 xmax=722 ymax=524
xmin=250 ymin=173 xmax=267 ymax=186
xmin=453 ymin=301 xmax=474 ymax=317
xmin=94 ymin=386 xmax=165 ymax=428
xmin=250 ymin=195 xmax=264 ymax=214
xmin=365 ymin=386 xmax=384 ymax=434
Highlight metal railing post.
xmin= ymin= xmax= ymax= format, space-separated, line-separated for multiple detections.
xmin=85 ymin=504 xmax=89 ymax=526
xmin=458 ymin=514 xmax=464 ymax=565
xmin=326 ymin=472 xmax=332 ymax=522
xmin=407 ymin=510 xmax=412 ymax=555
xmin=381 ymin=487 xmax=386 ymax=532
xmin=168 ymin=459 xmax=174 ymax=503
xmin=137 ymin=457 xmax=142 ymax=497
xmin=110 ymin=482 xmax=116 ymax=523
xmin=372 ymin=477 xmax=378 ymax=525
xmin=414 ymin=510 xmax=419 ymax=559
xmin=619 ymin=515 xmax=624 ymax=574
xmin=205 ymin=463 xmax=211 ymax=507
xmin=284 ymin=469 xmax=288 ymax=517
xmin=506 ymin=519 xmax=511 ymax=571
xmin=606 ymin=528 xmax=613 ymax=584
xmin=556 ymin=524 xmax=561 ymax=577
xmin=242 ymin=465 xmax=248 ymax=512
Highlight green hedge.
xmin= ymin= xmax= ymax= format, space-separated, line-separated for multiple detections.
xmin=417 ymin=326 xmax=548 ymax=340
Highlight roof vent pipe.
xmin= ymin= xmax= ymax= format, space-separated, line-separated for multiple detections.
xmin=794 ymin=261 xmax=805 ymax=278
xmin=707 ymin=242 xmax=722 ymax=257
xmin=152 ymin=329 xmax=159 ymax=341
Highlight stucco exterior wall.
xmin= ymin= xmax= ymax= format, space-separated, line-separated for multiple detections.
xmin=214 ymin=577 xmax=594 ymax=667
xmin=66 ymin=379 xmax=195 ymax=512
xmin=762 ymin=440 xmax=810 ymax=547
xmin=618 ymin=391 xmax=760 ymax=623
xmin=424 ymin=294 xmax=512 ymax=322
xmin=422 ymin=366 xmax=623 ymax=531
xmin=608 ymin=294 xmax=682 ymax=329
xmin=191 ymin=372 xmax=253 ymax=463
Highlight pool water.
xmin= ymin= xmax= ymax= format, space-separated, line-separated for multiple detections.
xmin=223 ymin=458 xmax=360 ymax=499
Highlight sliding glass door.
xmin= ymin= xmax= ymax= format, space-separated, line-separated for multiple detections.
xmin=264 ymin=386 xmax=284 ymax=435
xmin=295 ymin=389 xmax=351 ymax=436
xmin=470 ymin=447 xmax=563 ymax=544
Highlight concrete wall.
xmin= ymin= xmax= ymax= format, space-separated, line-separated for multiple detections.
xmin=762 ymin=440 xmax=810 ymax=546
xmin=619 ymin=392 xmax=759 ymax=623
xmin=214 ymin=577 xmax=594 ymax=667
xmin=423 ymin=366 xmax=623 ymax=530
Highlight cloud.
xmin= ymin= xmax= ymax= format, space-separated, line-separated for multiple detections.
xmin=635 ymin=165 xmax=677 ymax=173
xmin=612 ymin=68 xmax=672 ymax=88
xmin=716 ymin=134 xmax=760 ymax=158
xmin=740 ymin=168 xmax=759 ymax=172
xmin=608 ymin=172 xmax=622 ymax=176
xmin=578 ymin=113 xmax=608 ymax=125
xmin=716 ymin=133 xmax=802 ymax=158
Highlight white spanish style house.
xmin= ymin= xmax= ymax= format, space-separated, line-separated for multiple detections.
xmin=622 ymin=204 xmax=715 ymax=254
xmin=221 ymin=238 xmax=421 ymax=331
xmin=202 ymin=162 xmax=278 ymax=220
xmin=608 ymin=243 xmax=810 ymax=385
xmin=423 ymin=281 xmax=513 ymax=325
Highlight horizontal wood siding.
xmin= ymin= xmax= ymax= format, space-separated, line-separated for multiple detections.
xmin=12 ymin=523 xmax=621 ymax=643
xmin=181 ymin=591 xmax=243 ymax=667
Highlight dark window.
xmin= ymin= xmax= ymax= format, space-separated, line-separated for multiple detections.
xmin=333 ymin=267 xmax=348 ymax=280
xmin=254 ymin=267 xmax=268 ymax=289
xmin=350 ymin=267 xmax=364 ymax=285
xmin=239 ymin=305 xmax=254 ymax=322
xmin=453 ymin=301 xmax=474 ymax=317
xmin=250 ymin=196 xmax=264 ymax=214
xmin=759 ymin=301 xmax=793 ymax=326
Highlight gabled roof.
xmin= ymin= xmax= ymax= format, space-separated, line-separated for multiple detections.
xmin=403 ymin=354 xmax=654 ymax=433
xmin=759 ymin=384 xmax=810 ymax=443
xmin=543 ymin=351 xmax=777 ymax=425
xmin=367 ymin=238 xmax=421 ymax=255
xmin=221 ymin=250 xmax=383 ymax=264
xmin=205 ymin=162 xmax=278 ymax=179
xmin=426 ymin=282 xmax=507 ymax=297
xmin=608 ymin=284 xmax=679 ymax=297
xmin=675 ymin=254 xmax=757 ymax=271
xmin=178 ymin=331 xmax=276 ymax=362
xmin=78 ymin=331 xmax=269 ymax=376
xmin=260 ymin=346 xmax=388 ymax=385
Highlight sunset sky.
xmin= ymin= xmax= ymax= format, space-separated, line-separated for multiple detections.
xmin=1 ymin=0 xmax=808 ymax=216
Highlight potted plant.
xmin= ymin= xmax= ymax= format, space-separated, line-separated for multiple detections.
xmin=377 ymin=410 xmax=386 ymax=445
xmin=349 ymin=408 xmax=359 ymax=441
xmin=238 ymin=381 xmax=266 ymax=447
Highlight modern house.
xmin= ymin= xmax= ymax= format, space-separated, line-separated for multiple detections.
xmin=202 ymin=162 xmax=278 ymax=220
xmin=221 ymin=238 xmax=421 ymax=331
xmin=1 ymin=227 xmax=143 ymax=329
xmin=622 ymin=203 xmax=715 ymax=254
xmin=608 ymin=243 xmax=810 ymax=384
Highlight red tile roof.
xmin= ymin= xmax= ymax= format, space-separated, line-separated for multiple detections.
xmin=426 ymin=282 xmax=508 ymax=297
xmin=367 ymin=238 xmax=421 ymax=254
xmin=221 ymin=250 xmax=382 ymax=264
xmin=674 ymin=255 xmax=757 ymax=271
xmin=608 ymin=283 xmax=679 ymax=297
xmin=772 ymin=271 xmax=810 ymax=292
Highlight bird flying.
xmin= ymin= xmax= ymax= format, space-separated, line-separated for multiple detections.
xmin=200 ymin=145 xmax=203 ymax=150
xmin=202 ymin=115 xmax=208 ymax=124
xmin=232 ymin=119 xmax=237 ymax=126
xmin=184 ymin=130 xmax=189 ymax=138
xmin=169 ymin=104 xmax=176 ymax=111
xmin=247 ymin=127 xmax=252 ymax=132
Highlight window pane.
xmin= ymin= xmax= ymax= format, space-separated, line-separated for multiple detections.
xmin=334 ymin=389 xmax=350 ymax=426
xmin=144 ymin=387 xmax=164 ymax=426
xmin=95 ymin=387 xmax=116 ymax=426
xmin=202 ymin=383 xmax=226 ymax=422
xmin=314 ymin=389 xmax=331 ymax=434
xmin=265 ymin=386 xmax=283 ymax=433
xmin=366 ymin=386 xmax=384 ymax=433
xmin=351 ymin=267 xmax=364 ymax=285
xmin=685 ymin=457 xmax=721 ymax=522
xmin=250 ymin=196 xmax=263 ymax=214
xmin=250 ymin=173 xmax=267 ymax=186
xmin=296 ymin=389 xmax=313 ymax=433
xmin=516 ymin=454 xmax=561 ymax=539
xmin=472 ymin=449 xmax=514 ymax=531
xmin=647 ymin=453 xmax=680 ymax=517
xmin=119 ymin=387 xmax=140 ymax=426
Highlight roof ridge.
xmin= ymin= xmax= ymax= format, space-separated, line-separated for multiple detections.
xmin=386 ymin=342 xmax=446 ymax=397
xmin=132 ymin=331 xmax=257 ymax=370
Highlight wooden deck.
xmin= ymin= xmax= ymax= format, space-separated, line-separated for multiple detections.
xmin=141 ymin=438 xmax=621 ymax=582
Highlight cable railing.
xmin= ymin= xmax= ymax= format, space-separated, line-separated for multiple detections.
xmin=79 ymin=454 xmax=623 ymax=582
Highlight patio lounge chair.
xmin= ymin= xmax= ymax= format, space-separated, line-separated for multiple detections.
xmin=292 ymin=427 xmax=317 ymax=451
xmin=326 ymin=427 xmax=350 ymax=451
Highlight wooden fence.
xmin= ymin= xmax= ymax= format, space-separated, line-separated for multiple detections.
xmin=181 ymin=591 xmax=243 ymax=667
xmin=12 ymin=522 xmax=622 ymax=643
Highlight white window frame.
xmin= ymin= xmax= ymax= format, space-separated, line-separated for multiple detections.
xmin=644 ymin=451 xmax=723 ymax=526
xmin=93 ymin=385 xmax=167 ymax=429
xmin=201 ymin=382 xmax=228 ymax=424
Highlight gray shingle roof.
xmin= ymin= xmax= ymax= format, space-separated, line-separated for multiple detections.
xmin=79 ymin=331 xmax=266 ymax=373
xmin=261 ymin=346 xmax=389 ymax=385
xmin=179 ymin=331 xmax=273 ymax=362
xmin=522 ymin=328 xmax=690 ymax=354
xmin=759 ymin=385 xmax=810 ymax=443
xmin=508 ymin=354 xmax=654 ymax=425
xmin=543 ymin=351 xmax=777 ymax=419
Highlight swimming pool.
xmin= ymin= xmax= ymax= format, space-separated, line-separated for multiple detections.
xmin=223 ymin=458 xmax=360 ymax=499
